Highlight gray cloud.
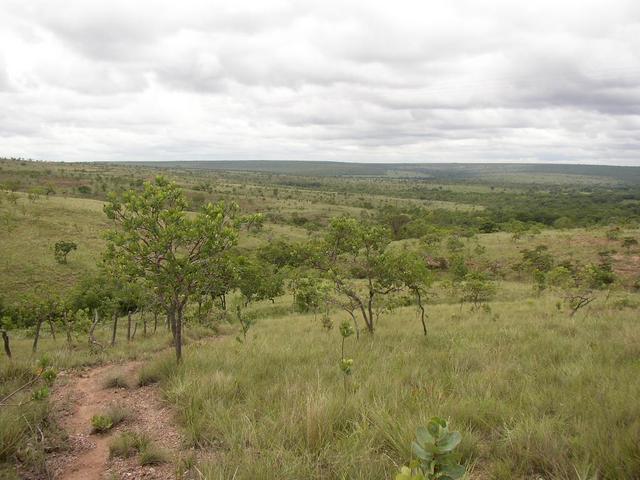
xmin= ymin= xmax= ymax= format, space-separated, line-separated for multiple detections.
xmin=1 ymin=0 xmax=640 ymax=164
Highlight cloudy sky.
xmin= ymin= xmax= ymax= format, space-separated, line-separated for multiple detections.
xmin=1 ymin=0 xmax=640 ymax=164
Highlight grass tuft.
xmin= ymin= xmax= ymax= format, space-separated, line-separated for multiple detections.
xmin=137 ymin=356 xmax=176 ymax=387
xmin=139 ymin=446 xmax=169 ymax=465
xmin=103 ymin=373 xmax=129 ymax=390
xmin=91 ymin=404 xmax=131 ymax=433
xmin=109 ymin=430 xmax=167 ymax=466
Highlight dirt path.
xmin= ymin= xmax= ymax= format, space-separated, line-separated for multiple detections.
xmin=48 ymin=361 xmax=182 ymax=480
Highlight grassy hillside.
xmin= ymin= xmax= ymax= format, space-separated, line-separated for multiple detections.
xmin=1 ymin=158 xmax=640 ymax=479
xmin=148 ymin=292 xmax=640 ymax=479
xmin=0 ymin=193 xmax=107 ymax=297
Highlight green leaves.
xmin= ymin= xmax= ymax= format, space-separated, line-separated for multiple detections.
xmin=339 ymin=358 xmax=353 ymax=375
xmin=339 ymin=321 xmax=354 ymax=338
xmin=103 ymin=177 xmax=242 ymax=361
xmin=53 ymin=240 xmax=78 ymax=264
xmin=399 ymin=418 xmax=466 ymax=480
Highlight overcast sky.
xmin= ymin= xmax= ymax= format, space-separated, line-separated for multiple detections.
xmin=1 ymin=0 xmax=640 ymax=164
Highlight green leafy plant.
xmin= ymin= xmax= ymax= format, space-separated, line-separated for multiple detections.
xmin=91 ymin=404 xmax=130 ymax=433
xmin=339 ymin=321 xmax=355 ymax=396
xmin=31 ymin=386 xmax=50 ymax=401
xmin=396 ymin=417 xmax=465 ymax=480
xmin=53 ymin=240 xmax=78 ymax=264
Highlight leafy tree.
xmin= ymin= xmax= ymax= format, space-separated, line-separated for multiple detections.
xmin=514 ymin=245 xmax=555 ymax=274
xmin=290 ymin=274 xmax=331 ymax=319
xmin=104 ymin=176 xmax=241 ymax=362
xmin=54 ymin=240 xmax=78 ymax=264
xmin=386 ymin=250 xmax=433 ymax=336
xmin=192 ymin=252 xmax=238 ymax=322
xmin=235 ymin=256 xmax=285 ymax=306
xmin=71 ymin=272 xmax=117 ymax=347
xmin=313 ymin=217 xmax=400 ymax=334
xmin=457 ymin=272 xmax=496 ymax=311
xmin=547 ymin=263 xmax=615 ymax=316
xmin=257 ymin=240 xmax=307 ymax=271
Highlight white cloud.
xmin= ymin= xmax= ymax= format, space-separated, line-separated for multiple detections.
xmin=1 ymin=0 xmax=640 ymax=164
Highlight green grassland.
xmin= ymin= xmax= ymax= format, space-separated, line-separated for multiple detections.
xmin=153 ymin=295 xmax=640 ymax=479
xmin=1 ymin=159 xmax=640 ymax=479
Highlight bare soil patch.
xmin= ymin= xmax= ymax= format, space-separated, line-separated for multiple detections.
xmin=47 ymin=361 xmax=182 ymax=480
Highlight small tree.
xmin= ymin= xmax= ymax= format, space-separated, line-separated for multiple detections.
xmin=235 ymin=305 xmax=256 ymax=344
xmin=386 ymin=250 xmax=433 ymax=336
xmin=547 ymin=263 xmax=615 ymax=316
xmin=54 ymin=240 xmax=78 ymax=264
xmin=290 ymin=274 xmax=331 ymax=320
xmin=457 ymin=272 xmax=496 ymax=311
xmin=312 ymin=217 xmax=401 ymax=334
xmin=104 ymin=177 xmax=242 ymax=363
xmin=235 ymin=256 xmax=285 ymax=306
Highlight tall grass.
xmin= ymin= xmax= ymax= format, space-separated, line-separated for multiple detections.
xmin=148 ymin=292 xmax=640 ymax=479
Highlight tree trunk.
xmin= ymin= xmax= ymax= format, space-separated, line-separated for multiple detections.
xmin=367 ymin=292 xmax=375 ymax=333
xmin=153 ymin=311 xmax=158 ymax=334
xmin=32 ymin=316 xmax=43 ymax=353
xmin=2 ymin=331 xmax=11 ymax=358
xmin=358 ymin=303 xmax=372 ymax=334
xmin=89 ymin=309 xmax=100 ymax=346
xmin=348 ymin=311 xmax=360 ymax=340
xmin=48 ymin=318 xmax=56 ymax=341
xmin=174 ymin=306 xmax=183 ymax=363
xmin=168 ymin=308 xmax=176 ymax=340
xmin=131 ymin=321 xmax=138 ymax=340
xmin=63 ymin=311 xmax=72 ymax=345
xmin=416 ymin=290 xmax=427 ymax=336
xmin=111 ymin=314 xmax=118 ymax=346
xmin=126 ymin=311 xmax=132 ymax=341
xmin=142 ymin=309 xmax=147 ymax=337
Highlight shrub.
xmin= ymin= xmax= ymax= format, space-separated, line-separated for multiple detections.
xmin=396 ymin=417 xmax=465 ymax=480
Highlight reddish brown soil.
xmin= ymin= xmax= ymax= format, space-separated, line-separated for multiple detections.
xmin=47 ymin=362 xmax=182 ymax=480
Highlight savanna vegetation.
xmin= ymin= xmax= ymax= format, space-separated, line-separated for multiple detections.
xmin=1 ymin=158 xmax=639 ymax=479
